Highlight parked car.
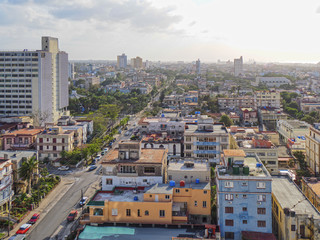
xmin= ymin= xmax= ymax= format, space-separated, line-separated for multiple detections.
xmin=67 ymin=210 xmax=78 ymax=222
xmin=16 ymin=224 xmax=32 ymax=234
xmin=9 ymin=235 xmax=26 ymax=240
xmin=95 ymin=155 xmax=101 ymax=160
xmin=101 ymin=151 xmax=105 ymax=156
xmin=92 ymin=159 xmax=96 ymax=165
xmin=88 ymin=165 xmax=97 ymax=171
xmin=58 ymin=166 xmax=69 ymax=171
xmin=103 ymin=148 xmax=109 ymax=152
xmin=79 ymin=197 xmax=88 ymax=207
xmin=28 ymin=213 xmax=40 ymax=224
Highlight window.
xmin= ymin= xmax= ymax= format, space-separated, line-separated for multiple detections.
xmin=225 ymin=194 xmax=233 ymax=200
xmin=243 ymin=220 xmax=247 ymax=224
xmin=165 ymin=195 xmax=170 ymax=199
xmin=194 ymin=201 xmax=198 ymax=206
xmin=225 ymin=181 xmax=234 ymax=188
xmin=225 ymin=207 xmax=233 ymax=213
xmin=243 ymin=195 xmax=247 ymax=199
xmin=257 ymin=195 xmax=266 ymax=202
xmin=175 ymin=189 xmax=180 ymax=193
xmin=257 ymin=208 xmax=266 ymax=215
xmin=186 ymin=137 xmax=191 ymax=142
xmin=53 ymin=146 xmax=56 ymax=151
xmin=186 ymin=144 xmax=192 ymax=150
xmin=242 ymin=207 xmax=247 ymax=211
xmin=106 ymin=179 xmax=113 ymax=185
xmin=126 ymin=209 xmax=131 ymax=216
xmin=159 ymin=210 xmax=165 ymax=217
xmin=39 ymin=138 xmax=43 ymax=143
xmin=62 ymin=146 xmax=65 ymax=151
xmin=300 ymin=225 xmax=305 ymax=237
xmin=138 ymin=209 xmax=141 ymax=217
xmin=225 ymin=232 xmax=234 ymax=239
xmin=242 ymin=182 xmax=248 ymax=186
xmin=144 ymin=167 xmax=155 ymax=173
xmin=62 ymin=138 xmax=65 ymax=143
xmin=225 ymin=219 xmax=234 ymax=226
xmin=204 ymin=190 xmax=207 ymax=194
xmin=291 ymin=225 xmax=296 ymax=231
xmin=203 ymin=201 xmax=207 ymax=208
xmin=53 ymin=138 xmax=56 ymax=143
xmin=257 ymin=182 xmax=266 ymax=189
xmin=145 ymin=210 xmax=149 ymax=216
xmin=6 ymin=138 xmax=12 ymax=144
xmin=39 ymin=146 xmax=43 ymax=151
xmin=257 ymin=221 xmax=266 ymax=227
xmin=112 ymin=209 xmax=118 ymax=216
xmin=93 ymin=208 xmax=103 ymax=216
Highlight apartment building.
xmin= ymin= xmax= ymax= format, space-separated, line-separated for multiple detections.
xmin=139 ymin=117 xmax=185 ymax=138
xmin=0 ymin=154 xmax=14 ymax=214
xmin=141 ymin=134 xmax=182 ymax=156
xmin=277 ymin=120 xmax=309 ymax=148
xmin=254 ymin=91 xmax=281 ymax=109
xmin=0 ymin=36 xmax=69 ymax=123
xmin=218 ymin=97 xmax=256 ymax=111
xmin=272 ymin=177 xmax=320 ymax=240
xmin=167 ymin=159 xmax=210 ymax=183
xmin=36 ymin=127 xmax=75 ymax=162
xmin=184 ymin=115 xmax=229 ymax=163
xmin=306 ymin=125 xmax=320 ymax=174
xmin=259 ymin=108 xmax=288 ymax=131
xmin=131 ymin=56 xmax=143 ymax=69
xmin=1 ymin=128 xmax=42 ymax=150
xmin=84 ymin=181 xmax=211 ymax=225
xmin=216 ymin=150 xmax=273 ymax=240
xmin=117 ymin=53 xmax=127 ymax=69
xmin=301 ymin=177 xmax=320 ymax=212
xmin=101 ymin=141 xmax=167 ymax=191
xmin=255 ymin=77 xmax=291 ymax=87
xmin=240 ymin=108 xmax=258 ymax=126
xmin=234 ymin=56 xmax=243 ymax=76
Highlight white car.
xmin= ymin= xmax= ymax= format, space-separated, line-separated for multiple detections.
xmin=95 ymin=155 xmax=101 ymax=160
xmin=58 ymin=166 xmax=69 ymax=171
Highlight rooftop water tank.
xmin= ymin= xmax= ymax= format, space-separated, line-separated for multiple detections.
xmin=233 ymin=165 xmax=240 ymax=175
xmin=256 ymin=163 xmax=263 ymax=168
xmin=243 ymin=166 xmax=249 ymax=175
xmin=169 ymin=180 xmax=175 ymax=187
xmin=134 ymin=196 xmax=139 ymax=201
xmin=195 ymin=179 xmax=200 ymax=184
xmin=180 ymin=180 xmax=185 ymax=187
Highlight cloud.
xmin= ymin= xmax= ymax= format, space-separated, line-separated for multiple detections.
xmin=317 ymin=6 xmax=320 ymax=13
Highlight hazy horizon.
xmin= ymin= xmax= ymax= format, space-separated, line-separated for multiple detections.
xmin=1 ymin=0 xmax=320 ymax=63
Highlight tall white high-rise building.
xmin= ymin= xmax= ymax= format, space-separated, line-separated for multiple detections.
xmin=117 ymin=53 xmax=127 ymax=69
xmin=0 ymin=36 xmax=69 ymax=124
xmin=234 ymin=56 xmax=243 ymax=76
xmin=196 ymin=59 xmax=201 ymax=75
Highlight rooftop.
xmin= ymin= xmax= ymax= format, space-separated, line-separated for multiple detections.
xmin=279 ymin=120 xmax=310 ymax=129
xmin=0 ymin=150 xmax=37 ymax=161
xmin=223 ymin=149 xmax=246 ymax=157
xmin=92 ymin=190 xmax=145 ymax=202
xmin=185 ymin=123 xmax=227 ymax=135
xmin=101 ymin=148 xmax=167 ymax=164
xmin=272 ymin=177 xmax=320 ymax=218
xmin=168 ymin=160 xmax=209 ymax=172
xmin=2 ymin=128 xmax=43 ymax=136
xmin=302 ymin=177 xmax=320 ymax=197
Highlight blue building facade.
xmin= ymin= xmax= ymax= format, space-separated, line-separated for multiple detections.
xmin=216 ymin=154 xmax=272 ymax=240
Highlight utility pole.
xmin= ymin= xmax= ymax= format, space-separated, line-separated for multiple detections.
xmin=7 ymin=191 xmax=11 ymax=236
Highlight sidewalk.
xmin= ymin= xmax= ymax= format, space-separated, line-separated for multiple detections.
xmin=5 ymin=177 xmax=75 ymax=239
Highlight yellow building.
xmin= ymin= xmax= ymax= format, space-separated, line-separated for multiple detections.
xmin=272 ymin=177 xmax=320 ymax=240
xmin=301 ymin=177 xmax=320 ymax=212
xmin=306 ymin=126 xmax=320 ymax=175
xmin=83 ymin=182 xmax=211 ymax=225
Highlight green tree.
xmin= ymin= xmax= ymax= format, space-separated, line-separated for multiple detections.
xmin=219 ymin=115 xmax=233 ymax=127
xmin=18 ymin=156 xmax=38 ymax=194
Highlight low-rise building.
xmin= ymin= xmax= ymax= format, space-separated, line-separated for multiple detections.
xmin=0 ymin=154 xmax=14 ymax=214
xmin=255 ymin=77 xmax=291 ymax=87
xmin=141 ymin=134 xmax=182 ymax=156
xmin=1 ymin=128 xmax=43 ymax=151
xmin=184 ymin=115 xmax=229 ymax=163
xmin=272 ymin=177 xmax=320 ymax=240
xmin=259 ymin=108 xmax=288 ymax=131
xmin=84 ymin=181 xmax=211 ymax=225
xmin=167 ymin=159 xmax=210 ymax=183
xmin=36 ymin=127 xmax=75 ymax=162
xmin=240 ymin=108 xmax=258 ymax=126
xmin=216 ymin=150 xmax=273 ymax=240
xmin=218 ymin=97 xmax=256 ymax=111
xmin=101 ymin=141 xmax=167 ymax=191
xmin=277 ymin=120 xmax=309 ymax=148
xmin=306 ymin=125 xmax=320 ymax=174
xmin=301 ymin=177 xmax=320 ymax=212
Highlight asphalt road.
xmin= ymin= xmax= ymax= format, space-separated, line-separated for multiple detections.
xmin=26 ymin=169 xmax=100 ymax=240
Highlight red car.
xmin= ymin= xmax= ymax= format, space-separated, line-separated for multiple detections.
xmin=16 ymin=224 xmax=32 ymax=234
xmin=28 ymin=213 xmax=40 ymax=224
xmin=67 ymin=210 xmax=78 ymax=222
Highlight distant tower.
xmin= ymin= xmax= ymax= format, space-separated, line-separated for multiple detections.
xmin=196 ymin=59 xmax=201 ymax=75
xmin=234 ymin=56 xmax=243 ymax=76
xmin=131 ymin=56 xmax=143 ymax=69
xmin=117 ymin=53 xmax=127 ymax=69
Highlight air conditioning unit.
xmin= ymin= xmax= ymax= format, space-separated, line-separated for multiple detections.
xmin=257 ymin=202 xmax=262 ymax=205
xmin=228 ymin=201 xmax=233 ymax=204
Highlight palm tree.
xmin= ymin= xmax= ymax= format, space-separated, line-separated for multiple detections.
xmin=18 ymin=156 xmax=38 ymax=194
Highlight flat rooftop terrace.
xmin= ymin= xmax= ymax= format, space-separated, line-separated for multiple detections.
xmin=79 ymin=225 xmax=205 ymax=240
xmin=92 ymin=190 xmax=144 ymax=202
xmin=272 ymin=177 xmax=320 ymax=218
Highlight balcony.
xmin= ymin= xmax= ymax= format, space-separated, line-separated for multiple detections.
xmin=193 ymin=150 xmax=220 ymax=154
xmin=193 ymin=142 xmax=220 ymax=146
xmin=11 ymin=143 xmax=29 ymax=148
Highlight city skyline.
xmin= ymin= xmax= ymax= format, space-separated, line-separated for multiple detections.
xmin=1 ymin=0 xmax=320 ymax=63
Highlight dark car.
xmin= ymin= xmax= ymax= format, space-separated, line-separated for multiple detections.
xmin=79 ymin=197 xmax=88 ymax=207
xmin=28 ymin=213 xmax=40 ymax=224
xmin=67 ymin=210 xmax=78 ymax=222
xmin=88 ymin=165 xmax=97 ymax=171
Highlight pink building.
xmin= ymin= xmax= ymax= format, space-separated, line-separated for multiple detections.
xmin=1 ymin=128 xmax=43 ymax=150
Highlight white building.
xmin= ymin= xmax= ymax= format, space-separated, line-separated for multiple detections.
xmin=234 ymin=56 xmax=243 ymax=76
xmin=0 ymin=36 xmax=69 ymax=123
xmin=255 ymin=77 xmax=291 ymax=87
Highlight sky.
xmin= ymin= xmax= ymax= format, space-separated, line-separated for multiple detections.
xmin=1 ymin=0 xmax=320 ymax=63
